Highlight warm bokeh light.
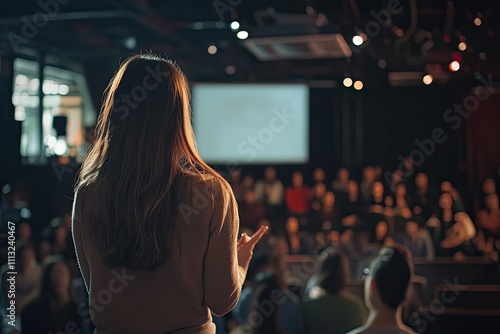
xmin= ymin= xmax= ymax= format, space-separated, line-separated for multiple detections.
xmin=343 ymin=77 xmax=353 ymax=87
xmin=458 ymin=42 xmax=467 ymax=51
xmin=423 ymin=74 xmax=433 ymax=85
xmin=230 ymin=21 xmax=240 ymax=30
xmin=353 ymin=80 xmax=363 ymax=90
xmin=449 ymin=61 xmax=460 ymax=72
xmin=237 ymin=30 xmax=249 ymax=40
xmin=208 ymin=45 xmax=217 ymax=54
xmin=352 ymin=35 xmax=363 ymax=46
xmin=474 ymin=18 xmax=482 ymax=26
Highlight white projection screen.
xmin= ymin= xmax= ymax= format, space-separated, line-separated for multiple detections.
xmin=192 ymin=83 xmax=309 ymax=164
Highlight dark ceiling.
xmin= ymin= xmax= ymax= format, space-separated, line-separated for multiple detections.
xmin=1 ymin=0 xmax=499 ymax=82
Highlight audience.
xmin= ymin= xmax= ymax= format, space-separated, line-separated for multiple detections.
xmin=302 ymin=247 xmax=366 ymax=334
xmin=20 ymin=256 xmax=81 ymax=334
xmin=347 ymin=246 xmax=416 ymax=334
xmin=285 ymin=172 xmax=312 ymax=217
xmin=254 ymin=167 xmax=284 ymax=220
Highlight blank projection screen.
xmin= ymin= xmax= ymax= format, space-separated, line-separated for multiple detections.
xmin=192 ymin=84 xmax=309 ymax=164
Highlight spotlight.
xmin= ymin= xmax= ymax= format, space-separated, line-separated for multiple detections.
xmin=208 ymin=45 xmax=217 ymax=54
xmin=423 ymin=74 xmax=433 ymax=85
xmin=352 ymin=35 xmax=363 ymax=46
xmin=353 ymin=81 xmax=363 ymax=90
xmin=230 ymin=21 xmax=240 ymax=30
xmin=237 ymin=31 xmax=249 ymax=40
xmin=343 ymin=78 xmax=353 ymax=87
xmin=449 ymin=61 xmax=460 ymax=72
xmin=458 ymin=42 xmax=467 ymax=51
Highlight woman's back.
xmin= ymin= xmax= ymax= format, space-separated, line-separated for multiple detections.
xmin=73 ymin=175 xmax=242 ymax=334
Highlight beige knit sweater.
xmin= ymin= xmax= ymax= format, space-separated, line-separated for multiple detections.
xmin=72 ymin=176 xmax=245 ymax=334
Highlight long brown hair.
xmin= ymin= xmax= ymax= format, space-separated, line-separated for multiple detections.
xmin=77 ymin=53 xmax=226 ymax=271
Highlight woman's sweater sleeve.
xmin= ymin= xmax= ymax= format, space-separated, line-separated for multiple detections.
xmin=203 ymin=182 xmax=245 ymax=316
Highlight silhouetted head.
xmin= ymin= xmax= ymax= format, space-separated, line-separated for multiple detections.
xmin=363 ymin=166 xmax=376 ymax=184
xmin=365 ymin=246 xmax=412 ymax=311
xmin=439 ymin=192 xmax=453 ymax=210
xmin=415 ymin=172 xmax=428 ymax=189
xmin=483 ymin=178 xmax=496 ymax=194
xmin=337 ymin=168 xmax=349 ymax=182
xmin=265 ymin=167 xmax=277 ymax=182
xmin=313 ymin=168 xmax=325 ymax=183
xmin=292 ymin=171 xmax=303 ymax=187
xmin=285 ymin=217 xmax=300 ymax=234
xmin=315 ymin=247 xmax=349 ymax=295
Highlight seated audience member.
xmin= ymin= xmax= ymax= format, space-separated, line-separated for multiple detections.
xmin=254 ymin=167 xmax=284 ymax=219
xmin=411 ymin=173 xmax=436 ymax=223
xmin=310 ymin=183 xmax=327 ymax=213
xmin=348 ymin=246 xmax=416 ymax=334
xmin=395 ymin=221 xmax=435 ymax=259
xmin=341 ymin=181 xmax=364 ymax=229
xmin=332 ymin=168 xmax=350 ymax=203
xmin=302 ymin=247 xmax=366 ymax=334
xmin=241 ymin=175 xmax=255 ymax=193
xmin=360 ymin=167 xmax=376 ymax=205
xmin=440 ymin=180 xmax=466 ymax=212
xmin=315 ymin=191 xmax=341 ymax=231
xmin=365 ymin=182 xmax=387 ymax=228
xmin=392 ymin=183 xmax=412 ymax=220
xmin=238 ymin=189 xmax=266 ymax=230
xmin=385 ymin=170 xmax=403 ymax=195
xmin=312 ymin=167 xmax=326 ymax=186
xmin=476 ymin=193 xmax=500 ymax=238
xmin=285 ymin=171 xmax=312 ymax=217
xmin=21 ymin=256 xmax=81 ymax=334
xmin=232 ymin=246 xmax=300 ymax=334
xmin=372 ymin=221 xmax=393 ymax=247
xmin=480 ymin=178 xmax=497 ymax=208
xmin=426 ymin=192 xmax=476 ymax=256
xmin=284 ymin=217 xmax=312 ymax=255
xmin=15 ymin=241 xmax=39 ymax=308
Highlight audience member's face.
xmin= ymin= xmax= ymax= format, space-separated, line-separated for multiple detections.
xmin=375 ymin=221 xmax=388 ymax=240
xmin=440 ymin=181 xmax=452 ymax=193
xmin=372 ymin=182 xmax=384 ymax=198
xmin=328 ymin=231 xmax=340 ymax=244
xmin=286 ymin=217 xmax=299 ymax=234
xmin=313 ymin=183 xmax=326 ymax=198
xmin=406 ymin=221 xmax=419 ymax=240
xmin=483 ymin=178 xmax=496 ymax=194
xmin=363 ymin=167 xmax=376 ymax=184
xmin=242 ymin=175 xmax=254 ymax=187
xmin=439 ymin=193 xmax=453 ymax=210
xmin=19 ymin=222 xmax=31 ymax=240
xmin=392 ymin=170 xmax=402 ymax=184
xmin=265 ymin=167 xmax=276 ymax=182
xmin=415 ymin=173 xmax=428 ymax=189
xmin=338 ymin=168 xmax=349 ymax=182
xmin=292 ymin=172 xmax=303 ymax=187
xmin=348 ymin=180 xmax=358 ymax=199
xmin=486 ymin=194 xmax=499 ymax=211
xmin=230 ymin=170 xmax=241 ymax=183
xmin=50 ymin=262 xmax=70 ymax=295
xmin=55 ymin=226 xmax=68 ymax=244
xmin=244 ymin=191 xmax=256 ymax=204
xmin=395 ymin=184 xmax=406 ymax=197
xmin=313 ymin=168 xmax=325 ymax=183
xmin=323 ymin=191 xmax=335 ymax=207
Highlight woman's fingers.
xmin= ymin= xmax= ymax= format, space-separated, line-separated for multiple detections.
xmin=246 ymin=226 xmax=268 ymax=248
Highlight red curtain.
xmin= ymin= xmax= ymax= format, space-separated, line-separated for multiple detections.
xmin=467 ymin=92 xmax=500 ymax=211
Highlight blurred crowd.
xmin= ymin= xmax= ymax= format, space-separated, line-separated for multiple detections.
xmin=0 ymin=160 xmax=498 ymax=333
xmin=230 ymin=164 xmax=500 ymax=262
